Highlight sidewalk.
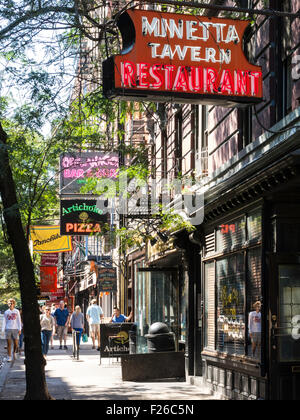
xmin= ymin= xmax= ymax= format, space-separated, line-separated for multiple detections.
xmin=0 ymin=337 xmax=215 ymax=401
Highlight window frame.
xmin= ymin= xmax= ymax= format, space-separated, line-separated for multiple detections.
xmin=202 ymin=206 xmax=263 ymax=361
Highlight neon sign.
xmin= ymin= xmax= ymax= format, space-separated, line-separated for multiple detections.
xmin=60 ymin=152 xmax=119 ymax=194
xmin=60 ymin=199 xmax=109 ymax=236
xmin=103 ymin=10 xmax=263 ymax=106
xmin=221 ymin=224 xmax=236 ymax=234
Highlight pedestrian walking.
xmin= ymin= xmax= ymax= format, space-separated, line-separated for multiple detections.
xmin=50 ymin=304 xmax=57 ymax=349
xmin=86 ymin=299 xmax=104 ymax=350
xmin=70 ymin=306 xmax=85 ymax=347
xmin=40 ymin=307 xmax=54 ymax=358
xmin=1 ymin=298 xmax=22 ymax=362
xmin=248 ymin=301 xmax=262 ymax=358
xmin=53 ymin=301 xmax=70 ymax=350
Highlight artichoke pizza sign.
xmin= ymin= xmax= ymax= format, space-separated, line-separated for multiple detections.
xmin=103 ymin=9 xmax=263 ymax=106
xmin=60 ymin=199 xmax=109 ymax=235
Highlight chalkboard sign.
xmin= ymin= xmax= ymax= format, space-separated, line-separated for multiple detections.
xmin=100 ymin=323 xmax=134 ymax=360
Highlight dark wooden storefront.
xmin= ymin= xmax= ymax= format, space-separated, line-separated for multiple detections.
xmin=192 ymin=151 xmax=300 ymax=400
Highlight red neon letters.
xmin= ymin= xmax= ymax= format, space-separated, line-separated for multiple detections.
xmin=121 ymin=61 xmax=261 ymax=96
xmin=65 ymin=223 xmax=102 ymax=233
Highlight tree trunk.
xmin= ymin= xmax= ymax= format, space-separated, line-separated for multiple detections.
xmin=0 ymin=122 xmax=53 ymax=400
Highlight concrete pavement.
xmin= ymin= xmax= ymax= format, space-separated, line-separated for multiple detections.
xmin=0 ymin=337 xmax=215 ymax=401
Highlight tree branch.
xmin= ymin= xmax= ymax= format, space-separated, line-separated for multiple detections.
xmin=0 ymin=4 xmax=105 ymax=41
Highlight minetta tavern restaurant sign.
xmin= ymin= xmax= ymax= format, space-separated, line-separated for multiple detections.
xmin=103 ymin=9 xmax=263 ymax=106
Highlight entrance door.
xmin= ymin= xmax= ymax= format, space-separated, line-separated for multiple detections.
xmin=271 ymin=265 xmax=300 ymax=399
xmin=135 ymin=268 xmax=179 ymax=353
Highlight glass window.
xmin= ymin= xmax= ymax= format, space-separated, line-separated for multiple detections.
xmin=204 ymin=262 xmax=215 ymax=351
xmin=135 ymin=263 xmax=148 ymax=354
xmin=279 ymin=265 xmax=300 ymax=362
xmin=216 ymin=217 xmax=246 ymax=252
xmin=216 ymin=254 xmax=245 ymax=355
xmin=149 ymin=271 xmax=178 ymax=336
xmin=247 ymin=247 xmax=262 ymax=360
xmin=247 ymin=210 xmax=262 ymax=242
xmin=179 ymin=273 xmax=188 ymax=342
xmin=135 ymin=269 xmax=179 ymax=353
xmin=203 ymin=208 xmax=263 ymax=359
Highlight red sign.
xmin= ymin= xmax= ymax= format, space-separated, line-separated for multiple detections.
xmin=40 ymin=266 xmax=58 ymax=293
xmin=103 ymin=10 xmax=263 ymax=106
xmin=221 ymin=224 xmax=236 ymax=234
xmin=41 ymin=253 xmax=58 ymax=266
xmin=48 ymin=289 xmax=65 ymax=300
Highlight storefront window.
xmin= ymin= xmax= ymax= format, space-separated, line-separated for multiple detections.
xmin=279 ymin=265 xmax=300 ymax=362
xmin=149 ymin=271 xmax=178 ymax=335
xmin=216 ymin=254 xmax=245 ymax=355
xmin=204 ymin=208 xmax=263 ymax=360
xmin=247 ymin=210 xmax=262 ymax=242
xmin=216 ymin=217 xmax=246 ymax=252
xmin=204 ymin=262 xmax=215 ymax=351
xmin=135 ymin=269 xmax=179 ymax=353
xmin=135 ymin=263 xmax=148 ymax=354
xmin=247 ymin=248 xmax=262 ymax=360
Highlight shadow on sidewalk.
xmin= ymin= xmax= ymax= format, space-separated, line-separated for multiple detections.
xmin=0 ymin=339 xmax=215 ymax=400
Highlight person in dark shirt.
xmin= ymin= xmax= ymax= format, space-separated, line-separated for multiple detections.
xmin=53 ymin=301 xmax=70 ymax=350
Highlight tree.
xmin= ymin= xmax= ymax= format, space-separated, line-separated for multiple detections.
xmin=0 ymin=0 xmax=133 ymax=399
xmin=0 ymin=0 xmax=241 ymax=400
xmin=0 ymin=122 xmax=53 ymax=399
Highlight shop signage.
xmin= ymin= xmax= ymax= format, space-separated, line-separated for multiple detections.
xmin=100 ymin=323 xmax=134 ymax=359
xmin=103 ymin=9 xmax=263 ymax=106
xmin=60 ymin=199 xmax=109 ymax=236
xmin=40 ymin=266 xmax=58 ymax=293
xmin=41 ymin=253 xmax=58 ymax=266
xmin=48 ymin=288 xmax=65 ymax=299
xmin=30 ymin=226 xmax=72 ymax=253
xmin=220 ymin=224 xmax=236 ymax=234
xmin=60 ymin=152 xmax=119 ymax=194
xmin=99 ymin=267 xmax=117 ymax=292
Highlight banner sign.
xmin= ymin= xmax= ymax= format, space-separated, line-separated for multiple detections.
xmin=48 ymin=288 xmax=65 ymax=299
xmin=98 ymin=267 xmax=117 ymax=292
xmin=41 ymin=253 xmax=58 ymax=266
xmin=30 ymin=226 xmax=72 ymax=253
xmin=40 ymin=266 xmax=58 ymax=293
xmin=60 ymin=199 xmax=109 ymax=235
xmin=100 ymin=323 xmax=134 ymax=359
xmin=60 ymin=152 xmax=119 ymax=194
xmin=103 ymin=9 xmax=263 ymax=106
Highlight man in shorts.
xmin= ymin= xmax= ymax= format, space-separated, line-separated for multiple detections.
xmin=53 ymin=301 xmax=70 ymax=350
xmin=1 ymin=299 xmax=22 ymax=362
xmin=86 ymin=299 xmax=104 ymax=350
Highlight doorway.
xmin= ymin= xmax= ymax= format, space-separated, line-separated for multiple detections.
xmin=271 ymin=264 xmax=300 ymax=399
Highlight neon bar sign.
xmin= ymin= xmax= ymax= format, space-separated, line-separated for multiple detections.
xmin=103 ymin=10 xmax=263 ymax=106
xmin=59 ymin=152 xmax=119 ymax=195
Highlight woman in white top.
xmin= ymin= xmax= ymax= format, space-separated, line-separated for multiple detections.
xmin=40 ymin=307 xmax=54 ymax=357
xmin=2 ymin=298 xmax=22 ymax=362
xmin=248 ymin=301 xmax=262 ymax=358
